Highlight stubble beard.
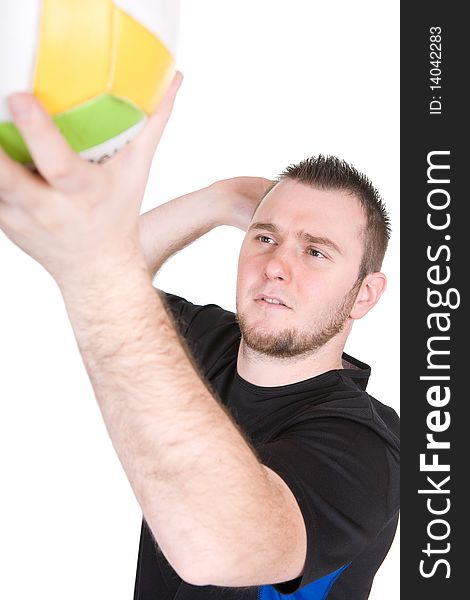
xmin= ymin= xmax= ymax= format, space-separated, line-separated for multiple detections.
xmin=236 ymin=280 xmax=362 ymax=359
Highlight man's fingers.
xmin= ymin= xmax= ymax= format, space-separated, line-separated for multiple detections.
xmin=0 ymin=145 xmax=45 ymax=206
xmin=0 ymin=146 xmax=19 ymax=195
xmin=131 ymin=71 xmax=184 ymax=158
xmin=7 ymin=71 xmax=182 ymax=192
xmin=0 ymin=200 xmax=31 ymax=240
xmin=8 ymin=93 xmax=90 ymax=192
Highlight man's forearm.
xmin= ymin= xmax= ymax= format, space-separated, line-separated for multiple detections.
xmin=139 ymin=177 xmax=271 ymax=278
xmin=59 ymin=256 xmax=274 ymax=584
xmin=139 ymin=187 xmax=222 ymax=277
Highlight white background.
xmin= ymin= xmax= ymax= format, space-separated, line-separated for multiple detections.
xmin=0 ymin=1 xmax=399 ymax=598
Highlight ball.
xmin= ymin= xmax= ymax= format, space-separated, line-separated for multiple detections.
xmin=0 ymin=0 xmax=179 ymax=164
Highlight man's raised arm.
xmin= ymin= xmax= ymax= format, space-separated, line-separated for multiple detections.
xmin=0 ymin=82 xmax=306 ymax=589
xmin=139 ymin=176 xmax=272 ymax=277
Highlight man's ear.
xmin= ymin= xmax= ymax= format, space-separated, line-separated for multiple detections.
xmin=350 ymin=272 xmax=387 ymax=320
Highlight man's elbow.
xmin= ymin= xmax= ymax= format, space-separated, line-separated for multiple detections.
xmin=172 ymin=549 xmax=247 ymax=587
xmin=172 ymin=557 xmax=223 ymax=587
xmin=164 ymin=531 xmax=304 ymax=587
xmin=178 ymin=567 xmax=212 ymax=587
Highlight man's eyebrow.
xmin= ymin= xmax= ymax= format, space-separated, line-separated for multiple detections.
xmin=249 ymin=222 xmax=343 ymax=255
xmin=248 ymin=222 xmax=280 ymax=234
xmin=299 ymin=232 xmax=343 ymax=255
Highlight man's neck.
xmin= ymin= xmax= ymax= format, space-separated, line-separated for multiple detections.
xmin=236 ymin=339 xmax=345 ymax=387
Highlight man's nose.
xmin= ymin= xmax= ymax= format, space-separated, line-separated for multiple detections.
xmin=264 ymin=249 xmax=292 ymax=282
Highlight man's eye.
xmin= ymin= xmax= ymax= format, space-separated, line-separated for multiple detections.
xmin=256 ymin=235 xmax=275 ymax=244
xmin=307 ymin=247 xmax=325 ymax=258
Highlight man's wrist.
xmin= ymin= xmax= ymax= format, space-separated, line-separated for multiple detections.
xmin=57 ymin=254 xmax=163 ymax=370
xmin=206 ymin=181 xmax=238 ymax=227
xmin=57 ymin=246 xmax=152 ymax=306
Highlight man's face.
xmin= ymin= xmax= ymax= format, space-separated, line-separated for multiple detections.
xmin=236 ymin=179 xmax=367 ymax=358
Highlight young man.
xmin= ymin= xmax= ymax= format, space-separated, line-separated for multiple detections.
xmin=0 ymin=74 xmax=399 ymax=599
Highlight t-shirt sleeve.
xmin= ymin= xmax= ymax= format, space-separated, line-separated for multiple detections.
xmin=159 ymin=291 xmax=240 ymax=379
xmin=255 ymin=417 xmax=399 ymax=594
xmin=159 ymin=291 xmax=212 ymax=338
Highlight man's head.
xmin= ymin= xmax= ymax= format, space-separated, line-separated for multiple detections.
xmin=235 ymin=155 xmax=390 ymax=359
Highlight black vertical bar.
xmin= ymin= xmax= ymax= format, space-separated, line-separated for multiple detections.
xmin=401 ymin=3 xmax=466 ymax=598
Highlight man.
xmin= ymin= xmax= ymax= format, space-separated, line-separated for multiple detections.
xmin=0 ymin=74 xmax=399 ymax=599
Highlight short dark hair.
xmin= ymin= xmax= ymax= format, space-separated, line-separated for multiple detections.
xmin=268 ymin=155 xmax=391 ymax=280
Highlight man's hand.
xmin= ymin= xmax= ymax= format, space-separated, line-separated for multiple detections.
xmin=0 ymin=72 xmax=183 ymax=287
xmin=209 ymin=175 xmax=274 ymax=230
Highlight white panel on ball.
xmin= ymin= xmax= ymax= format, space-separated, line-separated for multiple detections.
xmin=0 ymin=0 xmax=42 ymax=121
xmin=115 ymin=0 xmax=180 ymax=58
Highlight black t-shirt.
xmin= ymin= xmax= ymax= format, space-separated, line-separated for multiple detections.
xmin=133 ymin=293 xmax=400 ymax=600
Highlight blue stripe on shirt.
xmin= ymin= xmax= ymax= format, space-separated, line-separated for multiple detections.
xmin=259 ymin=563 xmax=350 ymax=600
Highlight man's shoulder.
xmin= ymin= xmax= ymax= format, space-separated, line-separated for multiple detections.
xmin=159 ymin=291 xmax=240 ymax=375
xmin=160 ymin=290 xmax=234 ymax=319
xmin=337 ymin=352 xmax=399 ymax=440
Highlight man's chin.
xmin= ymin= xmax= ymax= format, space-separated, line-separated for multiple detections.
xmin=236 ymin=310 xmax=349 ymax=360
xmin=245 ymin=332 xmax=317 ymax=359
xmin=237 ymin=316 xmax=309 ymax=359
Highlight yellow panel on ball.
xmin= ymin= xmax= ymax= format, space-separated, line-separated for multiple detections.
xmin=34 ymin=0 xmax=113 ymax=114
xmin=111 ymin=7 xmax=175 ymax=115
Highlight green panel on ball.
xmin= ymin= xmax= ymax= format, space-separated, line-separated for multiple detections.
xmin=0 ymin=122 xmax=31 ymax=163
xmin=54 ymin=94 xmax=145 ymax=152
xmin=0 ymin=94 xmax=145 ymax=164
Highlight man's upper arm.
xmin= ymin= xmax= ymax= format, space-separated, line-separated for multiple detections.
xmin=188 ymin=464 xmax=307 ymax=589
xmin=261 ymin=465 xmax=308 ymax=581
xmin=204 ymin=420 xmax=398 ymax=592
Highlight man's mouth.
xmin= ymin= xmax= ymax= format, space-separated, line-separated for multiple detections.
xmin=254 ymin=294 xmax=291 ymax=309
